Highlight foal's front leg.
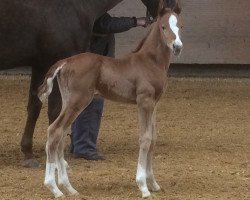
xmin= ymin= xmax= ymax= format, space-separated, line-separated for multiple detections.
xmin=136 ymin=95 xmax=155 ymax=198
xmin=146 ymin=109 xmax=161 ymax=192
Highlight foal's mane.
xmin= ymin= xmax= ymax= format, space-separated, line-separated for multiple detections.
xmin=132 ymin=9 xmax=169 ymax=53
xmin=132 ymin=25 xmax=154 ymax=53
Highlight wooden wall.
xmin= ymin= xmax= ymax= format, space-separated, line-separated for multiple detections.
xmin=110 ymin=0 xmax=250 ymax=64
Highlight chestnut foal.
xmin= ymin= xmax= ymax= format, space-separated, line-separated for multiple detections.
xmin=38 ymin=6 xmax=183 ymax=199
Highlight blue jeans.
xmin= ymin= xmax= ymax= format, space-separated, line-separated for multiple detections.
xmin=70 ymin=96 xmax=104 ymax=156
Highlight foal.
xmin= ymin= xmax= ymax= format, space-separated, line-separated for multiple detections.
xmin=38 ymin=6 xmax=183 ymax=199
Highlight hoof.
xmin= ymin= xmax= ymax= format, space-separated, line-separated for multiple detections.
xmin=69 ymin=190 xmax=79 ymax=196
xmin=55 ymin=194 xmax=65 ymax=198
xmin=22 ymin=158 xmax=40 ymax=168
xmin=142 ymin=191 xmax=151 ymax=198
xmin=148 ymin=184 xmax=161 ymax=192
xmin=144 ymin=194 xmax=157 ymax=199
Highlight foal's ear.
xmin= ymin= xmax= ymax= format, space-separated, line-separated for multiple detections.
xmin=157 ymin=0 xmax=165 ymax=14
xmin=158 ymin=0 xmax=181 ymax=16
xmin=173 ymin=0 xmax=182 ymax=15
xmin=163 ymin=0 xmax=182 ymax=15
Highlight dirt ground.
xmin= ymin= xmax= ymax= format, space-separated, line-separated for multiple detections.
xmin=0 ymin=75 xmax=249 ymax=200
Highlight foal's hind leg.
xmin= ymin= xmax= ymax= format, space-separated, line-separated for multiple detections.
xmin=45 ymin=115 xmax=77 ymax=198
xmin=44 ymin=92 xmax=94 ymax=197
xmin=44 ymin=123 xmax=64 ymax=198
xmin=136 ymin=94 xmax=155 ymax=198
xmin=146 ymin=108 xmax=161 ymax=192
xmin=56 ymin=136 xmax=78 ymax=196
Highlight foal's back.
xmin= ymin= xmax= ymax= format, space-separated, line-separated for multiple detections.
xmin=59 ymin=52 xmax=139 ymax=103
xmin=59 ymin=51 xmax=167 ymax=104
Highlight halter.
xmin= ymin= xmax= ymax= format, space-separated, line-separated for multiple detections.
xmin=146 ymin=10 xmax=157 ymax=24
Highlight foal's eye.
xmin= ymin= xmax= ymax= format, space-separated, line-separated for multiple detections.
xmin=162 ymin=25 xmax=166 ymax=30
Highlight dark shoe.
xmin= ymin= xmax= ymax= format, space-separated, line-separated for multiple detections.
xmin=72 ymin=152 xmax=105 ymax=161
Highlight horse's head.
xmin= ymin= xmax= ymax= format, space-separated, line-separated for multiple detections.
xmin=157 ymin=0 xmax=183 ymax=56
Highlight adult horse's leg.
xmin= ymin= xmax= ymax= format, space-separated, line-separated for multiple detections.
xmin=136 ymin=92 xmax=155 ymax=198
xmin=146 ymin=108 xmax=161 ymax=192
xmin=21 ymin=67 xmax=46 ymax=168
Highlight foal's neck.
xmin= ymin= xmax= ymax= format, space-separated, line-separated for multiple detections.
xmin=137 ymin=22 xmax=171 ymax=70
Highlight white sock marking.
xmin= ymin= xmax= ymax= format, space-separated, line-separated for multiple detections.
xmin=44 ymin=162 xmax=64 ymax=198
xmin=136 ymin=163 xmax=151 ymax=198
xmin=57 ymin=158 xmax=78 ymax=195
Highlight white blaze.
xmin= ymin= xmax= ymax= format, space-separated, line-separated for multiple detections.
xmin=169 ymin=14 xmax=182 ymax=47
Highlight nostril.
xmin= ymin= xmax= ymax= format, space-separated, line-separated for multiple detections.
xmin=173 ymin=44 xmax=180 ymax=51
xmin=173 ymin=44 xmax=183 ymax=50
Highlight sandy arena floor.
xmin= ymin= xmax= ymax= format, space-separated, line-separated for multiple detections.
xmin=0 ymin=75 xmax=249 ymax=200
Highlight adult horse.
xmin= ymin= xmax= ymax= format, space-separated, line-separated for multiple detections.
xmin=0 ymin=0 xmax=176 ymax=168
xmin=38 ymin=0 xmax=182 ymax=198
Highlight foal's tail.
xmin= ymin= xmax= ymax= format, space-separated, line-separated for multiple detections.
xmin=38 ymin=61 xmax=66 ymax=103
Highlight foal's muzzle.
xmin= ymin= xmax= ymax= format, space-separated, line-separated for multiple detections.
xmin=173 ymin=44 xmax=183 ymax=56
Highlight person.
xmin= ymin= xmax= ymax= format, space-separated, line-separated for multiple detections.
xmin=70 ymin=13 xmax=151 ymax=160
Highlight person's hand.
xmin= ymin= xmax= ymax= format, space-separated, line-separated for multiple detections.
xmin=136 ymin=17 xmax=153 ymax=28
